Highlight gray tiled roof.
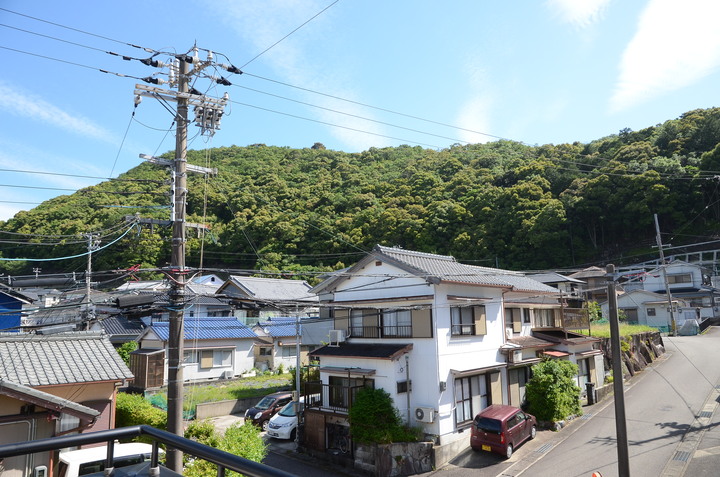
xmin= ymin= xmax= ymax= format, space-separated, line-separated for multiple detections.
xmin=375 ymin=245 xmax=556 ymax=293
xmin=0 ymin=331 xmax=134 ymax=386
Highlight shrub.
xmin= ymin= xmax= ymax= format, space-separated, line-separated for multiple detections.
xmin=116 ymin=341 xmax=138 ymax=366
xmin=525 ymin=359 xmax=582 ymax=422
xmin=348 ymin=388 xmax=419 ymax=445
xmin=184 ymin=421 xmax=266 ymax=477
xmin=115 ymin=392 xmax=167 ymax=430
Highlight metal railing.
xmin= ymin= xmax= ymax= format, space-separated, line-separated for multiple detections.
xmin=303 ymin=382 xmax=367 ymax=413
xmin=0 ymin=425 xmax=295 ymax=477
xmin=348 ymin=325 xmax=412 ymax=338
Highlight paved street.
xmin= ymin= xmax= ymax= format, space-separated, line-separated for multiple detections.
xmin=210 ymin=327 xmax=720 ymax=477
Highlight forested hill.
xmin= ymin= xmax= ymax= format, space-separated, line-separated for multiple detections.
xmin=4 ymin=107 xmax=720 ymax=280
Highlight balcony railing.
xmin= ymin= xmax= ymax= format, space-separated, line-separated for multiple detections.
xmin=304 ymin=382 xmax=367 ymax=413
xmin=0 ymin=425 xmax=294 ymax=477
xmin=533 ymin=308 xmax=590 ymax=331
xmin=348 ymin=325 xmax=412 ymax=338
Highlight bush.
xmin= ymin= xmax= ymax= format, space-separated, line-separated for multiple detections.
xmin=348 ymin=388 xmax=419 ymax=445
xmin=183 ymin=421 xmax=266 ymax=477
xmin=116 ymin=341 xmax=138 ymax=366
xmin=525 ymin=359 xmax=582 ymax=422
xmin=115 ymin=392 xmax=167 ymax=430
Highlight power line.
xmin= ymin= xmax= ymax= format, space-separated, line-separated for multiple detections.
xmin=239 ymin=0 xmax=340 ymax=68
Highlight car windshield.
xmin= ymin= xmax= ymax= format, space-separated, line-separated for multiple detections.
xmin=254 ymin=396 xmax=275 ymax=410
xmin=278 ymin=401 xmax=303 ymax=417
xmin=475 ymin=417 xmax=502 ymax=434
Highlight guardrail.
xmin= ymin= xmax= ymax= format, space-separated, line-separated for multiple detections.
xmin=0 ymin=425 xmax=295 ymax=477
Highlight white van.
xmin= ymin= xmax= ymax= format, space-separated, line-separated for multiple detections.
xmin=57 ymin=442 xmax=159 ymax=477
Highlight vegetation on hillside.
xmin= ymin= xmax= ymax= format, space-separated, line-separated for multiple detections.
xmin=4 ymin=107 xmax=720 ymax=277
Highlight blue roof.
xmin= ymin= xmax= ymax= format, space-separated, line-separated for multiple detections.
xmin=258 ymin=317 xmax=300 ymax=337
xmin=151 ymin=319 xmax=256 ymax=340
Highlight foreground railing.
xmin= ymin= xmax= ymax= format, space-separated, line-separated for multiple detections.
xmin=0 ymin=425 xmax=295 ymax=477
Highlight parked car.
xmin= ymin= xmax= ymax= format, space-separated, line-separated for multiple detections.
xmin=470 ymin=404 xmax=537 ymax=459
xmin=58 ymin=442 xmax=160 ymax=477
xmin=244 ymin=391 xmax=293 ymax=431
xmin=267 ymin=399 xmax=303 ymax=440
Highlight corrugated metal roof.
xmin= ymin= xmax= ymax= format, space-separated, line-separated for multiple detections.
xmin=221 ymin=276 xmax=318 ymax=302
xmin=0 ymin=331 xmax=134 ymax=386
xmin=151 ymin=319 xmax=256 ymax=341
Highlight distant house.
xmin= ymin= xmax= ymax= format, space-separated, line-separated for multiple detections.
xmin=568 ymin=266 xmax=608 ymax=303
xmin=252 ymin=317 xmax=314 ymax=372
xmin=133 ymin=318 xmax=257 ymax=386
xmin=600 ymin=290 xmax=690 ymax=333
xmin=0 ymin=331 xmax=134 ymax=476
xmin=0 ymin=286 xmax=32 ymax=333
xmin=94 ymin=316 xmax=148 ymax=345
xmin=216 ymin=276 xmax=318 ymax=325
xmin=527 ymin=271 xmax=586 ymax=307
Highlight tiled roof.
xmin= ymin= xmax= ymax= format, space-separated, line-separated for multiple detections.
xmin=506 ymin=335 xmax=556 ymax=349
xmin=100 ymin=316 xmax=146 ymax=337
xmin=0 ymin=331 xmax=134 ymax=386
xmin=221 ymin=276 xmax=318 ymax=302
xmin=375 ymin=245 xmax=557 ymax=292
xmin=150 ymin=318 xmax=256 ymax=341
xmin=310 ymin=342 xmax=412 ymax=359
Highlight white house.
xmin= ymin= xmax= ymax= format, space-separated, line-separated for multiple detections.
xmin=134 ymin=318 xmax=256 ymax=384
xmin=304 ymin=245 xmax=563 ymax=467
xmin=638 ymin=260 xmax=717 ymax=322
xmin=216 ymin=276 xmax=318 ymax=325
xmin=599 ymin=289 xmax=689 ymax=333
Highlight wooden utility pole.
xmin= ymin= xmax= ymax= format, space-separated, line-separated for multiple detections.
xmin=607 ymin=264 xmax=630 ymax=476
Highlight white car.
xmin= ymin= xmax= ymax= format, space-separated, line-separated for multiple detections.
xmin=266 ymin=400 xmax=303 ymax=440
xmin=58 ymin=442 xmax=160 ymax=477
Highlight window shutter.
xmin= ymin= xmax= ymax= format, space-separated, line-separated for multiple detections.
xmin=473 ymin=306 xmax=487 ymax=335
xmin=200 ymin=350 xmax=213 ymax=369
xmin=334 ymin=308 xmax=349 ymax=333
xmin=411 ymin=309 xmax=433 ymax=338
xmin=512 ymin=309 xmax=522 ymax=332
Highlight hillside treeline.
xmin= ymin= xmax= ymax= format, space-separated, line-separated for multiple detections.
xmin=3 ymin=107 xmax=720 ymax=280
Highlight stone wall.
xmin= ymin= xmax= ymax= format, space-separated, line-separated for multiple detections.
xmin=355 ymin=442 xmax=434 ymax=477
xmin=596 ymin=331 xmax=665 ymax=380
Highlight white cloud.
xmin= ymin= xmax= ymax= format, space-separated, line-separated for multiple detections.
xmin=610 ymin=0 xmax=720 ymax=113
xmin=455 ymin=60 xmax=493 ymax=144
xmin=0 ymin=81 xmax=115 ymax=143
xmin=546 ymin=0 xmax=610 ymax=28
xmin=203 ymin=0 xmax=387 ymax=150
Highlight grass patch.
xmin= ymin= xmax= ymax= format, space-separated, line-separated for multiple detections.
xmin=583 ymin=323 xmax=656 ymax=338
xmin=150 ymin=373 xmax=293 ymax=412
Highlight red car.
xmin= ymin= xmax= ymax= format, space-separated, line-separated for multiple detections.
xmin=470 ymin=404 xmax=537 ymax=459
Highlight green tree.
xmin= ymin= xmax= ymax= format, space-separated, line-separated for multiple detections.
xmin=525 ymin=360 xmax=582 ymax=422
xmin=116 ymin=341 xmax=138 ymax=366
xmin=115 ymin=392 xmax=167 ymax=430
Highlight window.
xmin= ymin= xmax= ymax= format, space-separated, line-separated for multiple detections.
xmin=451 ymin=307 xmax=475 ymax=335
xmin=259 ymin=347 xmax=273 ymax=356
xmin=577 ymin=358 xmax=591 ymax=389
xmin=329 ymin=376 xmax=374 ymax=408
xmin=281 ymin=346 xmax=297 ymax=358
xmin=505 ymin=308 xmax=522 ymax=333
xmin=667 ymin=273 xmax=692 ymax=284
xmin=647 ymin=307 xmax=656 ymax=316
xmin=454 ymin=374 xmax=487 ymax=425
xmin=397 ymin=380 xmax=409 ymax=394
xmin=214 ymin=349 xmax=232 ymax=367
xmin=200 ymin=350 xmax=214 ymax=369
xmin=523 ymin=308 xmax=531 ymax=324
xmin=350 ymin=309 xmax=365 ymax=337
xmin=534 ymin=309 xmax=555 ymax=328
xmin=183 ymin=350 xmax=198 ymax=363
xmin=383 ymin=309 xmax=412 ymax=337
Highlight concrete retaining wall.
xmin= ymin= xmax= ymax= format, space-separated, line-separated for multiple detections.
xmin=195 ymin=398 xmax=258 ymax=420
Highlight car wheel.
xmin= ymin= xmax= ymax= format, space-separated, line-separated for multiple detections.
xmin=505 ymin=444 xmax=513 ymax=459
xmin=261 ymin=420 xmax=269 ymax=432
xmin=530 ymin=426 xmax=537 ymax=440
xmin=290 ymin=428 xmax=297 ymax=441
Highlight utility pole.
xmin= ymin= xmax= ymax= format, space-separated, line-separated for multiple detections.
xmin=84 ymin=233 xmax=100 ymax=329
xmin=132 ymin=46 xmax=232 ymax=472
xmin=165 ymin=55 xmax=189 ymax=472
xmin=606 ymin=264 xmax=630 ymax=477
xmin=654 ymin=214 xmax=677 ymax=336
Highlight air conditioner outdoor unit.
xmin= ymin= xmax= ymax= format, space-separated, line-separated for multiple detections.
xmin=220 ymin=370 xmax=234 ymax=379
xmin=511 ymin=350 xmax=523 ymax=363
xmin=414 ymin=406 xmax=435 ymax=423
xmin=329 ymin=329 xmax=346 ymax=345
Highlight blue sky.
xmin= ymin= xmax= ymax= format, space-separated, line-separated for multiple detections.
xmin=2 ymin=0 xmax=720 ymax=220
